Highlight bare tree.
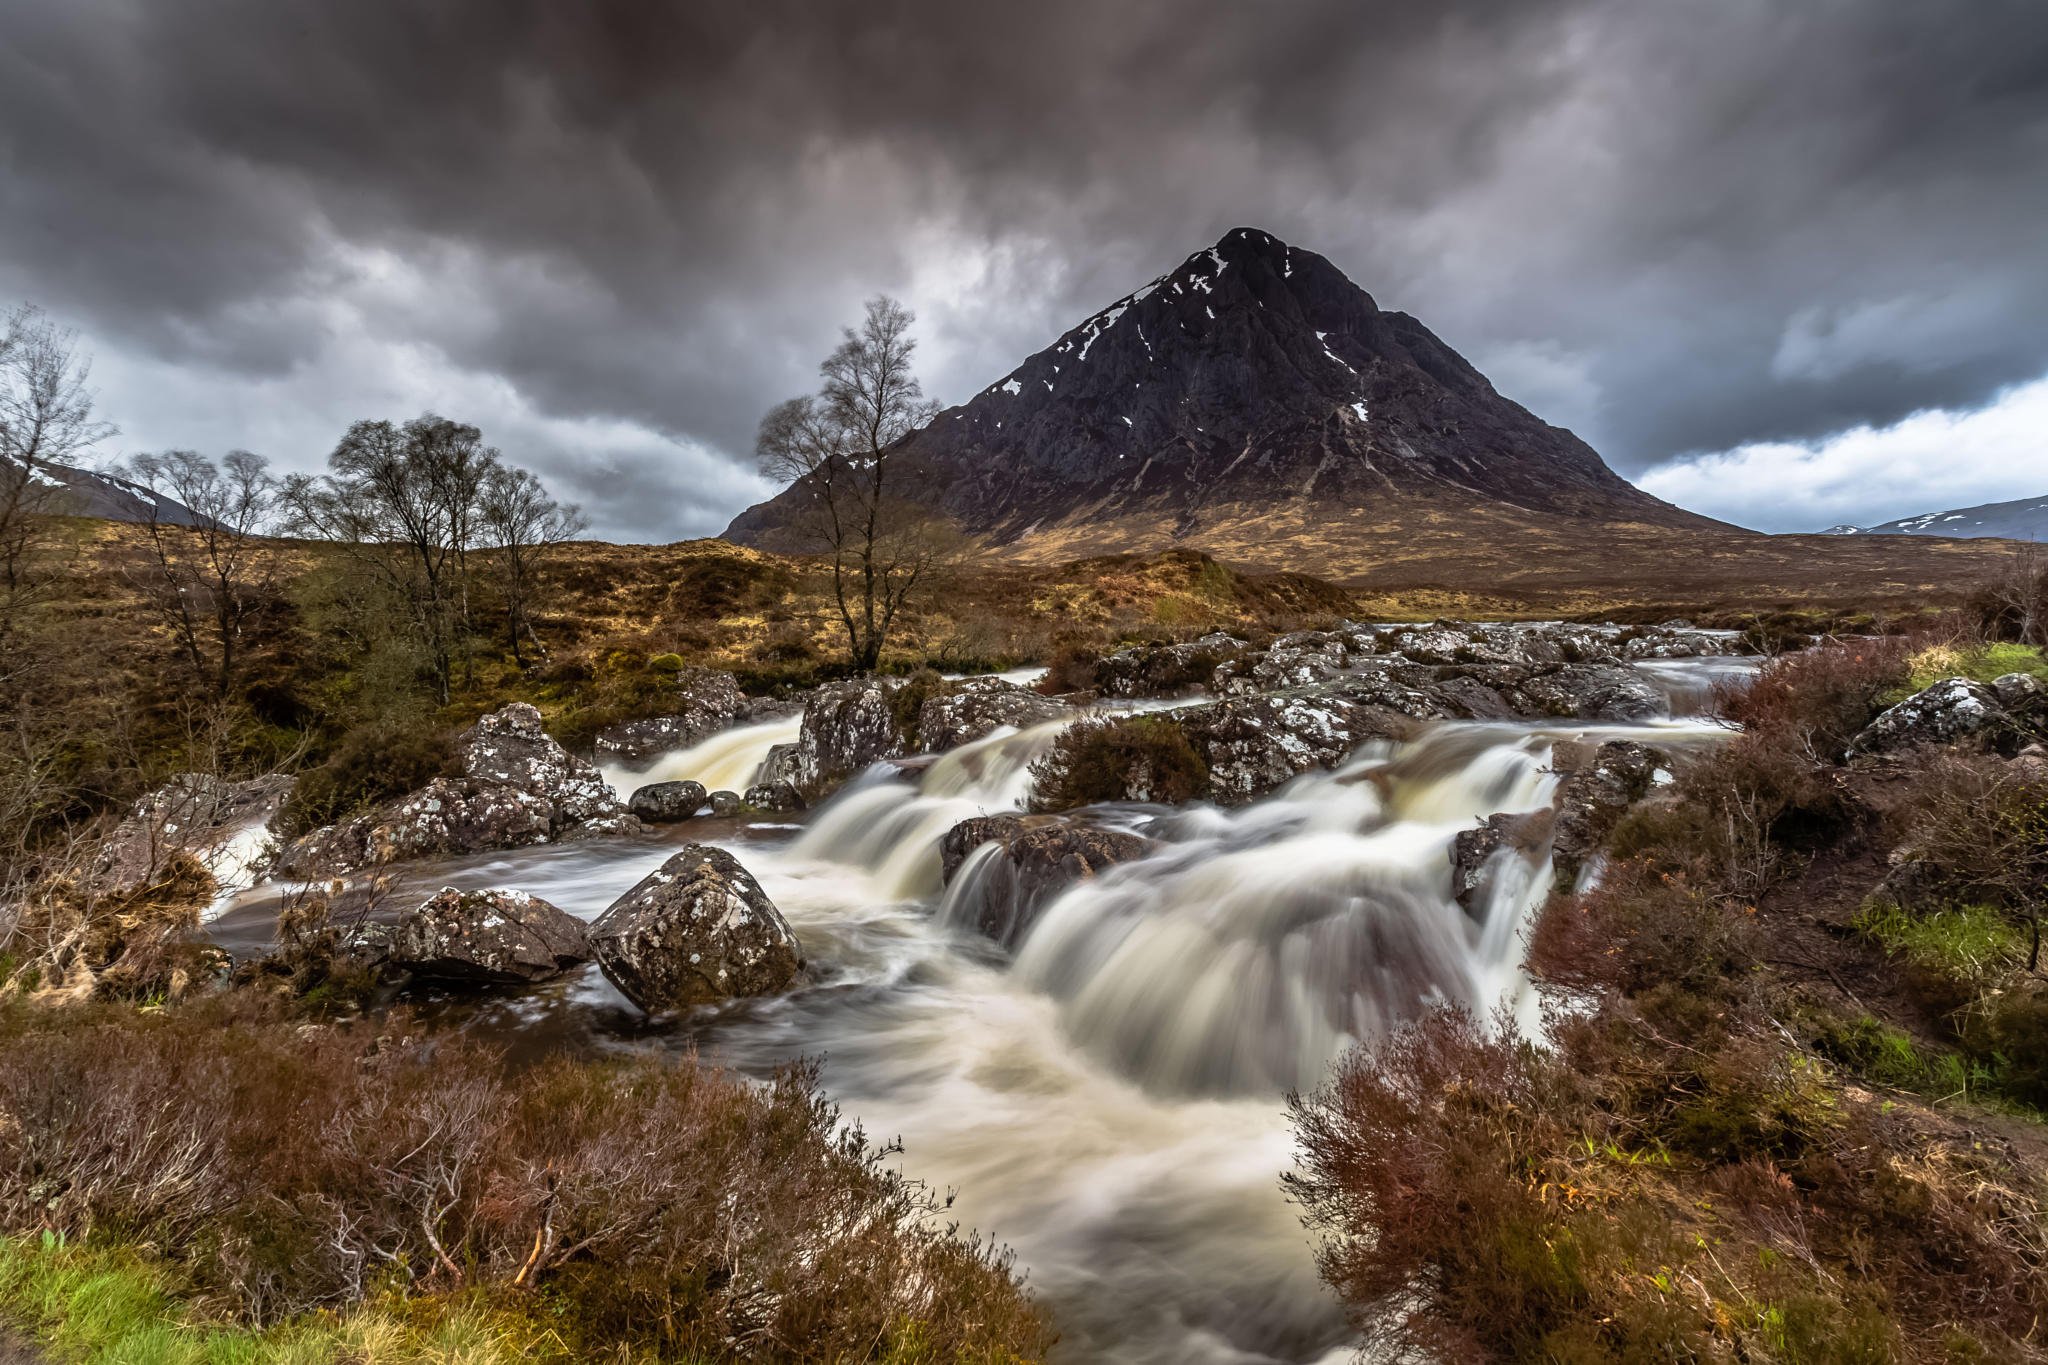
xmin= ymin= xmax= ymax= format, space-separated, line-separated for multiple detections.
xmin=0 ymin=304 xmax=116 ymax=622
xmin=1982 ymin=540 xmax=2048 ymax=647
xmin=116 ymin=450 xmax=281 ymax=699
xmin=285 ymin=414 xmax=501 ymax=704
xmin=478 ymin=465 xmax=585 ymax=667
xmin=756 ymin=296 xmax=949 ymax=672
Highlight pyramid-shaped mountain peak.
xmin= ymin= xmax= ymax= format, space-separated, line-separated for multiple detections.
xmin=724 ymin=230 xmax=1725 ymax=578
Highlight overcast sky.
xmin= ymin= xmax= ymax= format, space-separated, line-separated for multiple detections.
xmin=4 ymin=0 xmax=2045 ymax=539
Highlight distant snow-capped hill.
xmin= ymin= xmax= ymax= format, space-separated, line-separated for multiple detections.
xmin=3 ymin=458 xmax=216 ymax=527
xmin=1820 ymin=494 xmax=2048 ymax=540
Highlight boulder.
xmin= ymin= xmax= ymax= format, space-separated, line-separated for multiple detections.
xmin=1214 ymin=630 xmax=1350 ymax=695
xmin=708 ymin=789 xmax=743 ymax=817
xmin=594 ymin=717 xmax=700 ymax=767
xmin=278 ymin=704 xmax=637 ymax=877
xmin=743 ymin=781 xmax=805 ymax=812
xmin=629 ymin=780 xmax=708 ymax=823
xmin=1990 ymin=672 xmax=2045 ymax=711
xmin=456 ymin=703 xmax=622 ymax=824
xmin=2011 ymin=744 xmax=2048 ymax=786
xmin=589 ymin=845 xmax=803 ymax=1011
xmin=1848 ymin=678 xmax=2010 ymax=757
xmin=939 ymin=815 xmax=1152 ymax=948
xmin=1449 ymin=810 xmax=1555 ymax=914
xmin=757 ymin=742 xmax=800 ymax=787
xmin=391 ymin=887 xmax=591 ymax=985
xmin=1094 ymin=632 xmax=1246 ymax=699
xmin=93 ymin=771 xmax=294 ymax=896
xmin=793 ymin=677 xmax=907 ymax=789
xmin=1504 ymin=664 xmax=1665 ymax=722
xmin=916 ymin=677 xmax=1069 ymax=752
xmin=1173 ymin=682 xmax=1423 ymax=805
xmin=1550 ymin=740 xmax=1665 ymax=890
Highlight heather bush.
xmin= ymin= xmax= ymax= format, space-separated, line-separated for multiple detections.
xmin=1028 ymin=715 xmax=1208 ymax=811
xmin=284 ymin=719 xmax=455 ymax=834
xmin=0 ymin=999 xmax=1050 ymax=1361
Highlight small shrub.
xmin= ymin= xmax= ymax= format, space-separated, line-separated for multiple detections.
xmin=647 ymin=651 xmax=685 ymax=673
xmin=285 ymin=721 xmax=455 ymax=833
xmin=1716 ymin=636 xmax=1911 ymax=756
xmin=1029 ymin=716 xmax=1208 ymax=811
xmin=1035 ymin=636 xmax=1102 ymax=696
xmin=887 ymin=668 xmax=954 ymax=747
xmin=1852 ymin=900 xmax=2018 ymax=989
xmin=1963 ymin=985 xmax=2048 ymax=1109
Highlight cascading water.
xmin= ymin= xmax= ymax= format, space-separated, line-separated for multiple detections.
xmin=597 ymin=713 xmax=802 ymax=796
xmin=211 ymin=659 xmax=1749 ymax=1364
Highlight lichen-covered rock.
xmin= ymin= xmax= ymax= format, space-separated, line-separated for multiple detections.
xmin=392 ymin=887 xmax=591 ymax=984
xmin=708 ymin=790 xmax=742 ymax=817
xmin=594 ymin=716 xmax=700 ymax=767
xmin=1214 ymin=630 xmax=1349 ymax=695
xmin=743 ymin=781 xmax=804 ymax=812
xmin=589 ymin=845 xmax=803 ymax=1011
xmin=364 ymin=778 xmax=558 ymax=866
xmin=1504 ymin=664 xmax=1666 ymax=722
xmin=1848 ymin=678 xmax=2010 ymax=757
xmin=93 ymin=772 xmax=294 ymax=896
xmin=1175 ymin=683 xmax=1422 ymax=805
xmin=1550 ymin=740 xmax=1665 ymax=890
xmin=916 ymin=677 xmax=1069 ymax=752
xmin=456 ymin=703 xmax=622 ymax=823
xmin=1449 ymin=809 xmax=1555 ymax=913
xmin=758 ymin=742 xmax=800 ymax=787
xmin=1093 ymin=632 xmax=1246 ymax=699
xmin=629 ymin=780 xmax=708 ymax=823
xmin=1990 ymin=672 xmax=2045 ymax=711
xmin=793 ymin=677 xmax=906 ymax=789
xmin=939 ymin=815 xmax=1151 ymax=948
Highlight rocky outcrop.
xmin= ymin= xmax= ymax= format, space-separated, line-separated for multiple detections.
xmin=93 ymin=772 xmax=294 ymax=896
xmin=279 ymin=704 xmax=634 ymax=876
xmin=1172 ymin=682 xmax=1427 ymax=805
xmin=1847 ymin=678 xmax=2011 ymax=757
xmin=628 ymin=780 xmax=707 ymax=823
xmin=1214 ymin=630 xmax=1349 ymax=695
xmin=792 ymin=677 xmax=907 ymax=790
xmin=1991 ymin=672 xmax=2045 ymax=711
xmin=391 ymin=887 xmax=591 ymax=984
xmin=916 ymin=676 xmax=1069 ymax=751
xmin=1095 ymin=633 xmax=1246 ymax=699
xmin=589 ymin=845 xmax=803 ymax=1011
xmin=1495 ymin=663 xmax=1667 ymax=723
xmin=939 ymin=815 xmax=1151 ymax=948
xmin=707 ymin=790 xmax=742 ymax=817
xmin=594 ymin=669 xmax=747 ymax=765
xmin=1449 ymin=810 xmax=1555 ymax=914
xmin=1549 ymin=740 xmax=1666 ymax=891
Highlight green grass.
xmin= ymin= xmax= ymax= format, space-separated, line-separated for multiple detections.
xmin=0 ymin=1235 xmax=577 ymax=1365
xmin=1811 ymin=1014 xmax=1992 ymax=1101
xmin=1852 ymin=900 xmax=2020 ymax=986
xmin=1886 ymin=641 xmax=2048 ymax=702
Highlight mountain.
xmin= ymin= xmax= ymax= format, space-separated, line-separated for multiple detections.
xmin=4 ymin=459 xmax=215 ymax=527
xmin=1820 ymin=494 xmax=2048 ymax=541
xmin=724 ymin=228 xmax=1735 ymax=580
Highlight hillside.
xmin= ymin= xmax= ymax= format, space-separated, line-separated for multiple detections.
xmin=1823 ymin=492 xmax=2048 ymax=541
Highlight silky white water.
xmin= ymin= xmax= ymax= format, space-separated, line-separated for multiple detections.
xmin=212 ymin=665 xmax=1741 ymax=1362
xmin=597 ymin=713 xmax=802 ymax=796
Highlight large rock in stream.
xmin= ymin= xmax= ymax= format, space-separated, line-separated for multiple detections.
xmin=391 ymin=887 xmax=591 ymax=984
xmin=916 ymin=677 xmax=1069 ymax=752
xmin=939 ymin=815 xmax=1152 ymax=948
xmin=278 ymin=704 xmax=635 ymax=877
xmin=792 ymin=677 xmax=907 ymax=791
xmin=589 ymin=845 xmax=803 ymax=1011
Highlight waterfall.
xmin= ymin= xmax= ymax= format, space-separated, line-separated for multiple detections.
xmin=599 ymin=713 xmax=802 ymax=797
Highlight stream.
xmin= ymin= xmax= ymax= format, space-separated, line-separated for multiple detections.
xmin=210 ymin=658 xmax=1745 ymax=1364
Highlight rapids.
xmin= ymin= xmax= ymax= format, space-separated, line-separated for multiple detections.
xmin=210 ymin=659 xmax=1747 ymax=1364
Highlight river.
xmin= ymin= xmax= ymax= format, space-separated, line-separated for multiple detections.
xmin=210 ymin=658 xmax=1744 ymax=1363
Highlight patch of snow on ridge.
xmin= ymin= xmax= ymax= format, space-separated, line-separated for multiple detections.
xmin=998 ymin=378 xmax=1022 ymax=396
xmin=1077 ymin=302 xmax=1130 ymax=361
xmin=1350 ymin=402 xmax=1369 ymax=422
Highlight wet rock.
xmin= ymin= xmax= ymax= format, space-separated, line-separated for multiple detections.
xmin=457 ymin=703 xmax=623 ymax=824
xmin=1214 ymin=630 xmax=1349 ymax=695
xmin=1175 ymin=682 xmax=1422 ymax=805
xmin=744 ymin=781 xmax=804 ymax=812
xmin=629 ymin=780 xmax=708 ymax=823
xmin=93 ymin=771 xmax=294 ymax=895
xmin=757 ymin=742 xmax=800 ymax=787
xmin=1505 ymin=664 xmax=1666 ymax=722
xmin=916 ymin=676 xmax=1068 ymax=752
xmin=391 ymin=887 xmax=591 ymax=985
xmin=1990 ymin=672 xmax=2045 ymax=711
xmin=793 ymin=677 xmax=907 ymax=789
xmin=1848 ymin=678 xmax=2010 ymax=757
xmin=743 ymin=693 xmax=806 ymax=723
xmin=589 ymin=845 xmax=803 ymax=1011
xmin=1550 ymin=740 xmax=1665 ymax=890
xmin=939 ymin=815 xmax=1152 ymax=948
xmin=362 ymin=778 xmax=558 ymax=867
xmin=708 ymin=789 xmax=742 ymax=817
xmin=558 ymin=812 xmax=645 ymax=841
xmin=1449 ymin=809 xmax=1555 ymax=914
xmin=595 ymin=670 xmax=749 ymax=765
xmin=1094 ymin=632 xmax=1246 ymax=699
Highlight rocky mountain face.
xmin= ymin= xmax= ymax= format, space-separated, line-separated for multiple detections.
xmin=725 ymin=228 xmax=1729 ymax=575
xmin=1822 ymin=493 xmax=2048 ymax=541
xmin=2 ymin=457 xmax=215 ymax=526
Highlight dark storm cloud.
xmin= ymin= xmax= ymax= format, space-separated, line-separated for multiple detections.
xmin=1 ymin=0 xmax=2044 ymax=536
